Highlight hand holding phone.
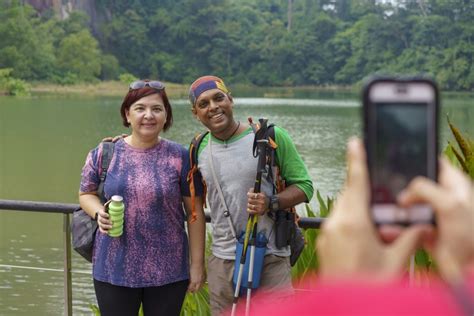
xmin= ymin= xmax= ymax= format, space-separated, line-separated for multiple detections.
xmin=363 ymin=77 xmax=439 ymax=226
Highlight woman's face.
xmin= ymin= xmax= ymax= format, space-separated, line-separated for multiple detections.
xmin=125 ymin=93 xmax=167 ymax=140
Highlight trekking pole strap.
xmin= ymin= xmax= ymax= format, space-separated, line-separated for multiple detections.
xmin=208 ymin=136 xmax=238 ymax=239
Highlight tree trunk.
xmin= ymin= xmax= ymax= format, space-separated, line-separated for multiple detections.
xmin=287 ymin=0 xmax=292 ymax=32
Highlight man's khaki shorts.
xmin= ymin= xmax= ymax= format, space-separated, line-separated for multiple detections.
xmin=207 ymin=253 xmax=294 ymax=316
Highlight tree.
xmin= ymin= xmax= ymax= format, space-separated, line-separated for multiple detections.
xmin=0 ymin=2 xmax=55 ymax=80
xmin=56 ymin=30 xmax=101 ymax=82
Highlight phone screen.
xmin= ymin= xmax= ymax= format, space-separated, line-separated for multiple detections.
xmin=371 ymin=103 xmax=428 ymax=204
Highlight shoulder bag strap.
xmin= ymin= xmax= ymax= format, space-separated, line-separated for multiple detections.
xmin=97 ymin=141 xmax=115 ymax=203
xmin=208 ymin=136 xmax=237 ymax=239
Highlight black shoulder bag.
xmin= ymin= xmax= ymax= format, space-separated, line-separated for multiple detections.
xmin=71 ymin=141 xmax=115 ymax=262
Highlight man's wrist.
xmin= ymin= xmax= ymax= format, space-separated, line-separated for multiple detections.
xmin=269 ymin=195 xmax=280 ymax=212
xmin=94 ymin=211 xmax=99 ymax=221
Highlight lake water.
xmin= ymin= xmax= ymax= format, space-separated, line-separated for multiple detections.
xmin=0 ymin=89 xmax=472 ymax=315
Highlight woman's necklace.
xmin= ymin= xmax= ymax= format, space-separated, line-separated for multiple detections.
xmin=214 ymin=121 xmax=240 ymax=148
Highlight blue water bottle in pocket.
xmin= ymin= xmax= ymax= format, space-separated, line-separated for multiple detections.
xmin=233 ymin=231 xmax=267 ymax=294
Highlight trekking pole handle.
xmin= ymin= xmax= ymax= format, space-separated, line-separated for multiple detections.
xmin=254 ymin=139 xmax=268 ymax=193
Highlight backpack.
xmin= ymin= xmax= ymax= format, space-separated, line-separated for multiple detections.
xmin=71 ymin=141 xmax=115 ymax=262
xmin=186 ymin=118 xmax=305 ymax=266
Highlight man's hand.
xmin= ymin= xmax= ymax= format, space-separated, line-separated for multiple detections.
xmin=101 ymin=134 xmax=128 ymax=143
xmin=247 ymin=189 xmax=269 ymax=216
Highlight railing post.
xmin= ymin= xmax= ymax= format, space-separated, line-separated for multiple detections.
xmin=63 ymin=213 xmax=72 ymax=316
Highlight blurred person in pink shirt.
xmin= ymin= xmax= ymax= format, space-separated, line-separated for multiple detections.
xmin=250 ymin=138 xmax=473 ymax=316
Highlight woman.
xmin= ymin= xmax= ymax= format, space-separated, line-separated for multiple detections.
xmin=79 ymin=80 xmax=206 ymax=316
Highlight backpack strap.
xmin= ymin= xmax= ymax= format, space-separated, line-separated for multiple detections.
xmin=97 ymin=141 xmax=115 ymax=203
xmin=248 ymin=117 xmax=296 ymax=215
xmin=187 ymin=132 xmax=209 ymax=222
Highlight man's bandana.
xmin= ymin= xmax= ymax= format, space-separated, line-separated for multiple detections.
xmin=189 ymin=75 xmax=230 ymax=106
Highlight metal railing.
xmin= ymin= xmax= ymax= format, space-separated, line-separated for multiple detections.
xmin=0 ymin=199 xmax=324 ymax=315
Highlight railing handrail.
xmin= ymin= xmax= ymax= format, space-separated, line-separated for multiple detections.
xmin=0 ymin=199 xmax=324 ymax=229
xmin=0 ymin=198 xmax=324 ymax=315
xmin=0 ymin=199 xmax=77 ymax=214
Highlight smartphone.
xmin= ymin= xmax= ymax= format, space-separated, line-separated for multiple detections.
xmin=363 ymin=77 xmax=439 ymax=226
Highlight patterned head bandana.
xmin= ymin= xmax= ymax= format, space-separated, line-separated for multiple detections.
xmin=189 ymin=75 xmax=230 ymax=106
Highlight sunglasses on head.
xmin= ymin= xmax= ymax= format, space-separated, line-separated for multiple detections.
xmin=129 ymin=80 xmax=165 ymax=91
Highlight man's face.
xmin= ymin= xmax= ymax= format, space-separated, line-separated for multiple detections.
xmin=192 ymin=88 xmax=234 ymax=135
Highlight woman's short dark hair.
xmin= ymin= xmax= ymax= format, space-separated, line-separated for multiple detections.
xmin=120 ymin=86 xmax=173 ymax=131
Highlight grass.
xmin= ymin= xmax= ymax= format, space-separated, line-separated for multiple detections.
xmin=29 ymin=80 xmax=190 ymax=98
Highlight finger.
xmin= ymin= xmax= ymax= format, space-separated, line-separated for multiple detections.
xmin=247 ymin=205 xmax=255 ymax=214
xmin=387 ymin=225 xmax=430 ymax=268
xmin=189 ymin=282 xmax=198 ymax=293
xmin=248 ymin=204 xmax=258 ymax=214
xmin=339 ymin=138 xmax=370 ymax=218
xmin=187 ymin=283 xmax=194 ymax=293
xmin=439 ymin=158 xmax=472 ymax=192
xmin=99 ymin=226 xmax=109 ymax=234
xmin=397 ymin=177 xmax=447 ymax=212
xmin=346 ymin=138 xmax=369 ymax=195
xmin=247 ymin=191 xmax=260 ymax=201
xmin=99 ymin=218 xmax=112 ymax=230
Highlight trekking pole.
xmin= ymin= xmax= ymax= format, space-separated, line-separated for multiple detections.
xmin=231 ymin=216 xmax=254 ymax=316
xmin=245 ymin=123 xmax=269 ymax=315
xmin=231 ymin=119 xmax=268 ymax=316
xmin=245 ymin=218 xmax=258 ymax=316
xmin=231 ymin=118 xmax=269 ymax=316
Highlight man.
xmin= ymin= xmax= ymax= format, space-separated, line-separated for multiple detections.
xmin=188 ymin=75 xmax=314 ymax=315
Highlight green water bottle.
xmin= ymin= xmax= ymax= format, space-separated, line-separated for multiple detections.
xmin=108 ymin=195 xmax=125 ymax=237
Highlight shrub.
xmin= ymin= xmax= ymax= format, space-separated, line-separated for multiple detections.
xmin=119 ymin=73 xmax=138 ymax=85
xmin=0 ymin=68 xmax=30 ymax=96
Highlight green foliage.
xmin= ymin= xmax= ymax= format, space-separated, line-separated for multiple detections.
xmin=444 ymin=117 xmax=474 ymax=179
xmin=291 ymin=191 xmax=333 ymax=280
xmin=1 ymin=0 xmax=474 ymax=89
xmin=0 ymin=2 xmax=55 ymax=80
xmin=0 ymin=68 xmax=30 ymax=95
xmin=89 ymin=303 xmax=100 ymax=316
xmin=119 ymin=73 xmax=138 ymax=85
xmin=414 ymin=248 xmax=433 ymax=269
xmin=100 ymin=54 xmax=120 ymax=80
xmin=316 ymin=189 xmax=333 ymax=217
xmin=56 ymin=30 xmax=102 ymax=83
xmin=180 ymin=286 xmax=210 ymax=316
xmin=291 ymin=204 xmax=320 ymax=280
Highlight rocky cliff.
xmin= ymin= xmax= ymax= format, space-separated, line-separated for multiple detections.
xmin=24 ymin=0 xmax=109 ymax=35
